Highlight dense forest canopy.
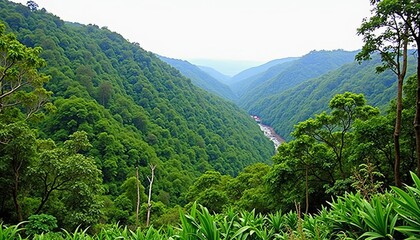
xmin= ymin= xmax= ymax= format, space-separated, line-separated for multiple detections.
xmin=1 ymin=0 xmax=420 ymax=239
xmin=0 ymin=0 xmax=274 ymax=229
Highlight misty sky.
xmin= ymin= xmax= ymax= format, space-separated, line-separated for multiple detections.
xmin=11 ymin=0 xmax=371 ymax=74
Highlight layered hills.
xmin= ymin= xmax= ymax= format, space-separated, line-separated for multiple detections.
xmin=163 ymin=49 xmax=416 ymax=141
xmin=158 ymin=56 xmax=237 ymax=101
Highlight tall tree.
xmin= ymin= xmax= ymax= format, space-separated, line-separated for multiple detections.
xmin=356 ymin=0 xmax=411 ymax=186
xmin=271 ymin=92 xmax=379 ymax=209
xmin=397 ymin=1 xmax=420 ymax=177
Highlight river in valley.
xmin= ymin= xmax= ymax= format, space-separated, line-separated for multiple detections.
xmin=252 ymin=116 xmax=285 ymax=150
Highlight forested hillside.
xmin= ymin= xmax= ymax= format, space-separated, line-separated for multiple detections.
xmin=251 ymin=55 xmax=417 ymax=140
xmin=0 ymin=0 xmax=274 ymax=228
xmin=238 ymin=50 xmax=359 ymax=111
xmin=158 ymin=56 xmax=237 ymax=101
xmin=230 ymin=60 xmax=297 ymax=98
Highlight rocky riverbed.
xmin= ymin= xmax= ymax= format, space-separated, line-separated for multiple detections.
xmin=251 ymin=116 xmax=285 ymax=150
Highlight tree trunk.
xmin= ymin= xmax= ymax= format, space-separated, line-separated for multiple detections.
xmin=12 ymin=171 xmax=22 ymax=222
xmin=414 ymin=51 xmax=420 ymax=177
xmin=136 ymin=166 xmax=140 ymax=228
xmin=305 ymin=165 xmax=309 ymax=214
xmin=394 ymin=35 xmax=408 ymax=187
xmin=146 ymin=164 xmax=156 ymax=227
xmin=394 ymin=73 xmax=404 ymax=188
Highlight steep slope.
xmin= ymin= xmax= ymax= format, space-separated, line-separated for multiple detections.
xmin=239 ymin=50 xmax=359 ymax=110
xmin=0 ymin=0 xmax=274 ymax=205
xmin=230 ymin=57 xmax=299 ymax=85
xmin=159 ymin=56 xmax=237 ymax=101
xmin=254 ymin=55 xmax=417 ymax=140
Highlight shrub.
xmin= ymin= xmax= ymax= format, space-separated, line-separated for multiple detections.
xmin=26 ymin=214 xmax=58 ymax=236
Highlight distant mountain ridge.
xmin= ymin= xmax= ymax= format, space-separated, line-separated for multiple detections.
xmin=158 ymin=56 xmax=237 ymax=101
xmin=253 ymin=54 xmax=417 ymax=140
xmin=230 ymin=57 xmax=300 ymax=85
xmin=238 ymin=50 xmax=359 ymax=110
xmin=198 ymin=65 xmax=231 ymax=84
xmin=230 ymin=60 xmax=297 ymax=98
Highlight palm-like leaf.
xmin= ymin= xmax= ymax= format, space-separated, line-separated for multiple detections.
xmin=392 ymin=172 xmax=420 ymax=238
xmin=359 ymin=196 xmax=397 ymax=239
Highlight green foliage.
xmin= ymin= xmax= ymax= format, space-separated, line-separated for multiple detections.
xmin=239 ymin=50 xmax=358 ymax=111
xmin=0 ymin=0 xmax=275 ymax=228
xmin=0 ymin=222 xmax=24 ymax=240
xmin=1 ymin=172 xmax=420 ymax=239
xmin=245 ymin=54 xmax=416 ymax=141
xmin=0 ymin=22 xmax=52 ymax=119
xmin=392 ymin=172 xmax=420 ymax=238
xmin=25 ymin=214 xmax=57 ymax=236
xmin=268 ymin=92 xmax=381 ymax=212
xmin=359 ymin=196 xmax=397 ymax=240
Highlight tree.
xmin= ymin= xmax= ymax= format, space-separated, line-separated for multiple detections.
xmin=26 ymin=1 xmax=39 ymax=11
xmin=356 ymin=0 xmax=420 ymax=184
xmin=0 ymin=23 xmax=51 ymax=119
xmin=293 ymin=92 xmax=379 ymax=179
xmin=0 ymin=122 xmax=36 ymax=222
xmin=97 ymin=81 xmax=112 ymax=107
xmin=268 ymin=93 xmax=379 ymax=211
xmin=30 ymin=131 xmax=102 ymax=215
xmin=227 ymin=163 xmax=274 ymax=213
xmin=368 ymin=0 xmax=419 ymax=177
xmin=186 ymin=171 xmax=230 ymax=213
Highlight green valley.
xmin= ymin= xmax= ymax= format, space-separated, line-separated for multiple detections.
xmin=1 ymin=0 xmax=420 ymax=239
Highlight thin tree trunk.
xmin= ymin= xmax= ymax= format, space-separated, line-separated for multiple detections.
xmin=12 ymin=160 xmax=23 ymax=222
xmin=12 ymin=178 xmax=22 ymax=222
xmin=136 ymin=166 xmax=140 ymax=228
xmin=305 ymin=165 xmax=309 ymax=214
xmin=146 ymin=164 xmax=156 ymax=227
xmin=394 ymin=74 xmax=404 ymax=188
xmin=394 ymin=34 xmax=408 ymax=187
xmin=414 ymin=51 xmax=420 ymax=177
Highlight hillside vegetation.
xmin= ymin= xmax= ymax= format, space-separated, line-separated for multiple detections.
xmin=0 ymin=0 xmax=273 ymax=228
xmin=1 ymin=1 xmax=420 ymax=239
xmin=250 ymin=54 xmax=417 ymax=140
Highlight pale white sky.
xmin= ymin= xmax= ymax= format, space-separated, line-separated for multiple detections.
xmin=11 ymin=0 xmax=371 ymax=72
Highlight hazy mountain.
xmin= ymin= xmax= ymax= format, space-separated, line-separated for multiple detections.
xmin=188 ymin=59 xmax=262 ymax=76
xmin=198 ymin=65 xmax=231 ymax=84
xmin=230 ymin=57 xmax=300 ymax=85
xmin=230 ymin=60 xmax=297 ymax=98
xmin=159 ymin=56 xmax=237 ymax=101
